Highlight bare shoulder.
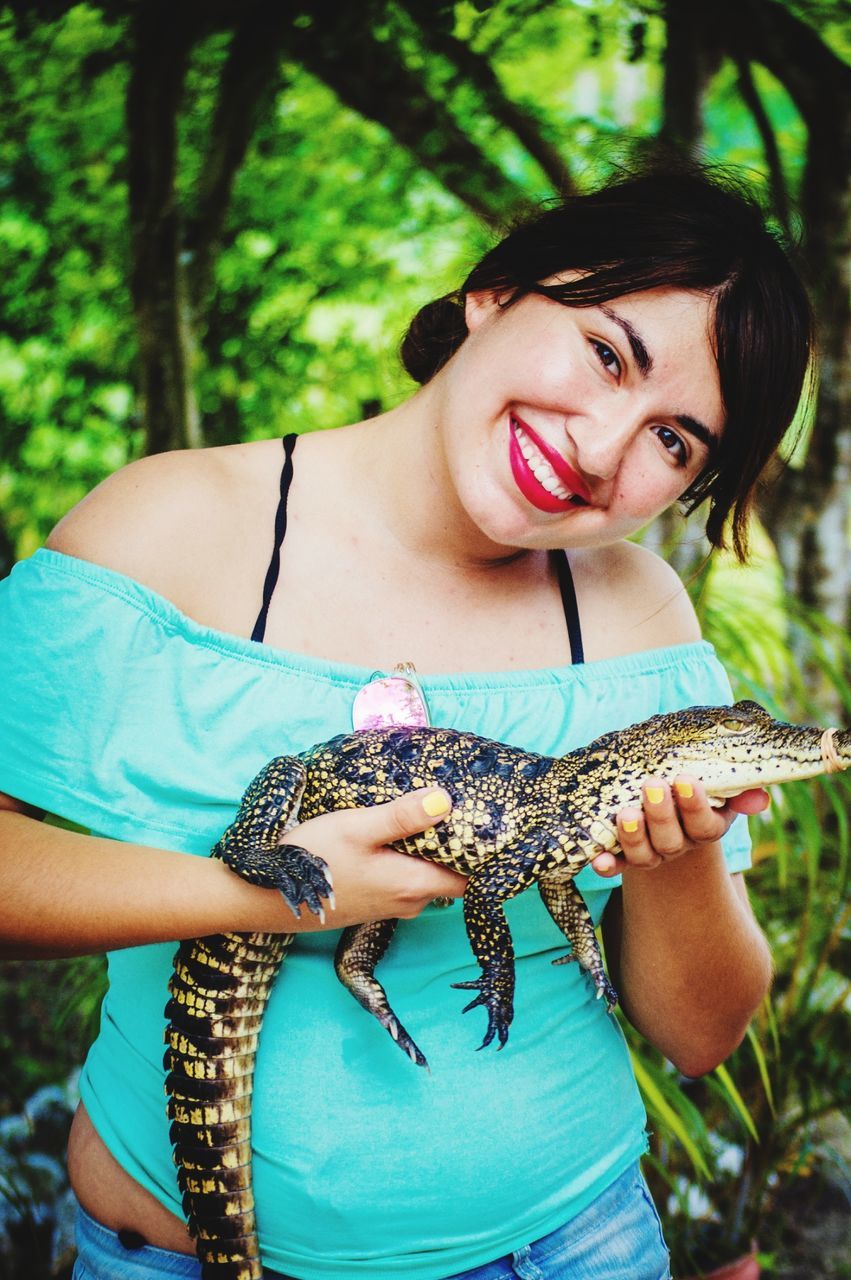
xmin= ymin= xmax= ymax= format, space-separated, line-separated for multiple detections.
xmin=572 ymin=540 xmax=701 ymax=660
xmin=45 ymin=441 xmax=281 ymax=611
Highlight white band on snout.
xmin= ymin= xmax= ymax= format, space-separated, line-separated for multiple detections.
xmin=820 ymin=728 xmax=844 ymax=774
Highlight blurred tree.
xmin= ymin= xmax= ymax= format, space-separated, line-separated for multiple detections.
xmin=126 ymin=0 xmax=293 ymax=452
xmin=724 ymin=0 xmax=850 ymax=634
xmin=646 ymin=0 xmax=849 ymax=638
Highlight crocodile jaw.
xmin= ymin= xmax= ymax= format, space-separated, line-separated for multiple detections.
xmin=691 ymin=729 xmax=851 ymax=804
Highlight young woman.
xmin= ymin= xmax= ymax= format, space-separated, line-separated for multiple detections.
xmin=0 ymin=169 xmax=812 ymax=1280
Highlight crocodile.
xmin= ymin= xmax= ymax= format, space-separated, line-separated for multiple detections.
xmin=164 ymin=699 xmax=849 ymax=1279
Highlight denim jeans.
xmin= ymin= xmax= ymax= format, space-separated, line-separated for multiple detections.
xmin=72 ymin=1162 xmax=671 ymax=1280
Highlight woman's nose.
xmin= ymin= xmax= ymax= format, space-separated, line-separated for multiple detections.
xmin=568 ymin=412 xmax=636 ymax=486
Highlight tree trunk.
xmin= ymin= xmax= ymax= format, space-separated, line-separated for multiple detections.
xmin=127 ymin=2 xmax=292 ymax=455
xmin=126 ymin=1 xmax=202 ymax=455
xmin=659 ymin=0 xmax=723 ymax=153
xmin=188 ymin=1 xmax=292 ymax=318
xmin=731 ymin=0 xmax=851 ymax=632
xmin=647 ymin=1 xmax=725 ymax=578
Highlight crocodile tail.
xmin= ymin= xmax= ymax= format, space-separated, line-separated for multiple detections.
xmin=165 ymin=930 xmax=290 ymax=1279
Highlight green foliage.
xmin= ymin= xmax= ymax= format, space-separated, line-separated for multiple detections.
xmin=629 ymin=542 xmax=851 ymax=1275
xmin=0 ymin=954 xmax=106 ymax=1117
xmin=201 ymin=54 xmax=481 ymax=447
xmin=0 ymin=6 xmax=135 ymax=555
xmin=642 ymin=759 xmax=851 ymax=1275
xmin=487 ymin=0 xmax=666 ymax=160
xmin=0 ymin=0 xmax=818 ymax=555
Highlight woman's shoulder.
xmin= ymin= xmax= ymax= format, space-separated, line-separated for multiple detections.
xmin=572 ymin=539 xmax=702 ymax=660
xmin=45 ymin=440 xmax=283 ymax=611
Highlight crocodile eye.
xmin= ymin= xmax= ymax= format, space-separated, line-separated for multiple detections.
xmin=721 ymin=718 xmax=747 ymax=731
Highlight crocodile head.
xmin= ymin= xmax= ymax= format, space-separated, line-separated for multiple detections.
xmin=593 ymin=700 xmax=851 ymax=804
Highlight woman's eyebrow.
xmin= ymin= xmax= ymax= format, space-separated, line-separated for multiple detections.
xmin=597 ymin=303 xmax=718 ymax=453
xmin=599 ymin=304 xmax=654 ymax=375
xmin=676 ymin=414 xmax=719 ymax=455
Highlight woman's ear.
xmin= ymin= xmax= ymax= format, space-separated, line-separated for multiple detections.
xmin=464 ymin=289 xmax=502 ymax=333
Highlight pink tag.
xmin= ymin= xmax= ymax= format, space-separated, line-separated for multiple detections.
xmin=352 ymin=664 xmax=430 ymax=731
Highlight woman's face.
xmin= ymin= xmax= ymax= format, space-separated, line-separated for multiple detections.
xmin=435 ymin=284 xmax=725 ymax=554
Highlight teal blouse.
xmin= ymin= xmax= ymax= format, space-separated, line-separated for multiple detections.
xmin=0 ymin=549 xmax=750 ymax=1279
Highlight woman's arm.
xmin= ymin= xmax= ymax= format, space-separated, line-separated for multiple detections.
xmin=601 ymin=793 xmax=772 ymax=1077
xmin=1 ymin=451 xmax=467 ymax=961
xmin=0 ymin=789 xmax=465 ymax=960
xmin=592 ymin=542 xmax=773 ymax=1075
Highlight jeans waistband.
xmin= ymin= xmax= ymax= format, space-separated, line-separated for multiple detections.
xmin=74 ymin=1204 xmax=293 ymax=1280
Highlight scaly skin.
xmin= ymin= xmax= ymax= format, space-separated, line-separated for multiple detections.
xmin=165 ymin=699 xmax=850 ymax=1278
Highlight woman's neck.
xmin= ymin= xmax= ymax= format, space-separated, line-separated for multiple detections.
xmin=326 ymin=391 xmax=534 ymax=574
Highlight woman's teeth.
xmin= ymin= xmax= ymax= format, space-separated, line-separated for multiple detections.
xmin=514 ymin=424 xmax=575 ymax=501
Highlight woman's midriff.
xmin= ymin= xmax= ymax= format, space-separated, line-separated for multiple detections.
xmin=68 ymin=1101 xmax=195 ymax=1253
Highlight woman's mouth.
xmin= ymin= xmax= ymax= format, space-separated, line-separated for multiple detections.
xmin=508 ymin=416 xmax=591 ymax=514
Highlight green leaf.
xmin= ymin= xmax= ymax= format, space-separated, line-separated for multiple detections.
xmin=630 ymin=1051 xmax=712 ymax=1180
xmin=746 ymin=1023 xmax=776 ymax=1117
xmin=713 ymin=1062 xmax=760 ymax=1143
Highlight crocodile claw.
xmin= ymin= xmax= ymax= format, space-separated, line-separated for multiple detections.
xmin=380 ymin=1012 xmax=429 ymax=1069
xmin=596 ymin=976 xmax=619 ymax=1013
xmin=551 ymin=950 xmax=618 ymax=1011
xmin=451 ymin=974 xmax=514 ymax=1050
xmin=269 ymin=843 xmax=334 ymax=921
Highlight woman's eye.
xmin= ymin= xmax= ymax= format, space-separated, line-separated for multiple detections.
xmin=590 ymin=339 xmax=621 ymax=377
xmin=653 ymin=425 xmax=688 ymax=466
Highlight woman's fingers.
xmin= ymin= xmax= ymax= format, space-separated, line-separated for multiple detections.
xmin=612 ymin=775 xmax=758 ymax=872
xmin=726 ymin=788 xmax=771 ymax=815
xmin=282 ymin=789 xmax=467 ymax=925
xmin=354 ymin=787 xmax=453 ymax=845
xmin=355 ymin=787 xmax=469 ymax=907
xmin=616 ymin=804 xmax=660 ymax=869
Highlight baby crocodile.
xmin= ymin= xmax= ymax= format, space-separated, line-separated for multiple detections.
xmin=165 ymin=699 xmax=849 ymax=1279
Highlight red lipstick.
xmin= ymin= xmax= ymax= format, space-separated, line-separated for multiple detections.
xmin=508 ymin=416 xmax=591 ymax=513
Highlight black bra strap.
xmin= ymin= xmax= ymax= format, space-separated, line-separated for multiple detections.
xmin=553 ymin=549 xmax=584 ymax=665
xmin=251 ymin=436 xmax=584 ymax=665
xmin=251 ymin=433 xmax=297 ymax=643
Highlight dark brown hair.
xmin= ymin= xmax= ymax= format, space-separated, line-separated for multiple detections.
xmin=400 ymin=168 xmax=814 ymax=560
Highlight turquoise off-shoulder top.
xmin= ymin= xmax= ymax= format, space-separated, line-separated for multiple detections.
xmin=0 ymin=550 xmax=750 ymax=1280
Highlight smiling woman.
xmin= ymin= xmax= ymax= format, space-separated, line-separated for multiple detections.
xmin=402 ymin=169 xmax=813 ymax=559
xmin=0 ymin=164 xmax=814 ymax=1280
xmin=432 ymin=283 xmax=726 ymax=553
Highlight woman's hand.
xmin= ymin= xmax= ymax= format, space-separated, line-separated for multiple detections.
xmin=590 ymin=777 xmax=770 ymax=877
xmin=258 ymin=788 xmax=468 ymax=932
xmin=596 ymin=776 xmax=773 ymax=1075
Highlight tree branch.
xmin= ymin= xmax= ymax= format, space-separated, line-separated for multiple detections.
xmin=727 ymin=0 xmax=850 ymax=132
xmin=396 ymin=1 xmax=575 ymax=195
xmin=188 ymin=1 xmax=292 ymax=315
xmin=733 ymin=56 xmax=792 ymax=240
xmin=288 ymin=1 xmax=534 ymax=226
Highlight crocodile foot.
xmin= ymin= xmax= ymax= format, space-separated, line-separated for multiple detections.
xmin=551 ymin=950 xmax=618 ymax=1011
xmin=452 ymin=966 xmax=514 ymax=1051
xmin=375 ymin=1006 xmax=429 ymax=1069
xmin=350 ymin=973 xmax=429 ymax=1068
xmin=266 ymin=843 xmax=335 ymax=922
xmin=334 ymin=921 xmax=429 ymax=1068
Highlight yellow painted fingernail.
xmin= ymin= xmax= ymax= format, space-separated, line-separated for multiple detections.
xmin=645 ymin=787 xmax=665 ymax=805
xmin=675 ymin=781 xmax=694 ymax=799
xmin=422 ymin=790 xmax=451 ymax=817
xmin=622 ymin=818 xmax=639 ymax=833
